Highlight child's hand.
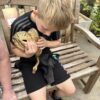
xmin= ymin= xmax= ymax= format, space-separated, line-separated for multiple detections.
xmin=23 ymin=41 xmax=38 ymax=57
xmin=37 ymin=37 xmax=48 ymax=49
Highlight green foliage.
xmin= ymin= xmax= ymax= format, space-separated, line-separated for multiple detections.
xmin=81 ymin=0 xmax=92 ymax=12
xmin=80 ymin=0 xmax=93 ymax=17
xmin=90 ymin=4 xmax=100 ymax=35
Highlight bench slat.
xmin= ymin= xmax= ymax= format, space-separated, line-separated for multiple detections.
xmin=67 ymin=61 xmax=96 ymax=74
xmin=12 ymin=72 xmax=22 ymax=79
xmin=54 ymin=47 xmax=81 ymax=55
xmin=63 ymin=57 xmax=91 ymax=69
xmin=13 ymin=83 xmax=25 ymax=92
xmin=60 ymin=53 xmax=88 ymax=64
xmin=71 ymin=66 xmax=99 ymax=79
xmin=51 ymin=43 xmax=78 ymax=52
xmin=16 ymin=90 xmax=29 ymax=100
xmin=59 ymin=50 xmax=85 ymax=59
xmin=12 ymin=77 xmax=24 ymax=86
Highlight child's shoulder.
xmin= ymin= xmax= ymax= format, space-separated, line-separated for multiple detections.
xmin=11 ymin=11 xmax=32 ymax=27
xmin=11 ymin=11 xmax=35 ymax=34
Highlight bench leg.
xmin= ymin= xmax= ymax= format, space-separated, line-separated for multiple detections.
xmin=83 ymin=70 xmax=100 ymax=93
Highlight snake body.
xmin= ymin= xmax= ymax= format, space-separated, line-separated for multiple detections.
xmin=12 ymin=28 xmax=41 ymax=73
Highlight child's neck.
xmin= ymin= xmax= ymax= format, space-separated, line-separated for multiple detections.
xmin=30 ymin=12 xmax=36 ymax=23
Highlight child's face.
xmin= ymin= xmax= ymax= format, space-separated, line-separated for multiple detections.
xmin=32 ymin=10 xmax=58 ymax=36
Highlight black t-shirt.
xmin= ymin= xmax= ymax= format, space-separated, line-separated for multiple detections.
xmin=10 ymin=11 xmax=60 ymax=42
xmin=10 ymin=11 xmax=60 ymax=65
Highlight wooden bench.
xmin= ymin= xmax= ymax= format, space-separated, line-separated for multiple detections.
xmin=0 ymin=0 xmax=100 ymax=100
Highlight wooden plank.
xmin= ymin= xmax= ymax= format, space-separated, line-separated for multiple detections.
xmin=51 ymin=43 xmax=78 ymax=52
xmin=0 ymin=6 xmax=4 ymax=18
xmin=63 ymin=57 xmax=91 ymax=69
xmin=75 ymin=24 xmax=100 ymax=49
xmin=16 ymin=90 xmax=29 ymax=100
xmin=11 ymin=68 xmax=20 ymax=73
xmin=0 ymin=0 xmax=9 ymax=5
xmin=10 ymin=57 xmax=20 ymax=62
xmin=67 ymin=61 xmax=96 ymax=73
xmin=11 ymin=0 xmax=38 ymax=6
xmin=12 ymin=77 xmax=24 ymax=85
xmin=11 ymin=72 xmax=22 ymax=79
xmin=84 ymin=71 xmax=100 ymax=93
xmin=24 ymin=6 xmax=31 ymax=12
xmin=59 ymin=50 xmax=85 ymax=60
xmin=13 ymin=83 xmax=25 ymax=92
xmin=11 ymin=62 xmax=15 ymax=68
xmin=71 ymin=66 xmax=99 ymax=79
xmin=54 ymin=47 xmax=80 ymax=55
xmin=60 ymin=53 xmax=88 ymax=64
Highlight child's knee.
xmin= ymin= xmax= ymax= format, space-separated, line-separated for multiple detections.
xmin=61 ymin=85 xmax=76 ymax=96
xmin=57 ymin=79 xmax=76 ymax=96
xmin=67 ymin=86 xmax=76 ymax=95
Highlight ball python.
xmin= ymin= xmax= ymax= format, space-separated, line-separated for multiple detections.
xmin=12 ymin=28 xmax=41 ymax=73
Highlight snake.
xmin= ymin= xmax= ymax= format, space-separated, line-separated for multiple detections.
xmin=12 ymin=28 xmax=41 ymax=73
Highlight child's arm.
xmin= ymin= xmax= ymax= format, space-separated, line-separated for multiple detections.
xmin=46 ymin=38 xmax=61 ymax=48
xmin=37 ymin=37 xmax=61 ymax=49
xmin=10 ymin=41 xmax=38 ymax=58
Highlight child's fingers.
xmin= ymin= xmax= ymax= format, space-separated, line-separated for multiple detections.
xmin=22 ymin=41 xmax=28 ymax=47
xmin=38 ymin=37 xmax=45 ymax=42
xmin=25 ymin=41 xmax=37 ymax=55
xmin=37 ymin=42 xmax=45 ymax=48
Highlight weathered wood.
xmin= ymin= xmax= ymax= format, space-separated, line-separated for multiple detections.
xmin=11 ymin=68 xmax=20 ymax=73
xmin=51 ymin=43 xmax=78 ymax=52
xmin=71 ymin=66 xmax=99 ymax=79
xmin=83 ymin=57 xmax=100 ymax=93
xmin=59 ymin=50 xmax=85 ymax=59
xmin=63 ymin=57 xmax=91 ymax=69
xmin=60 ymin=53 xmax=88 ymax=64
xmin=0 ymin=0 xmax=9 ymax=5
xmin=0 ymin=6 xmax=4 ymax=18
xmin=67 ymin=60 xmax=96 ymax=73
xmin=73 ymin=0 xmax=80 ymax=23
xmin=11 ymin=72 xmax=22 ymax=79
xmin=12 ymin=77 xmax=24 ymax=85
xmin=0 ymin=0 xmax=38 ymax=6
xmin=13 ymin=83 xmax=25 ymax=92
xmin=74 ymin=24 xmax=100 ymax=49
xmin=24 ymin=6 xmax=31 ymax=12
xmin=11 ymin=0 xmax=38 ymax=6
xmin=16 ymin=90 xmax=29 ymax=100
xmin=10 ymin=57 xmax=20 ymax=62
xmin=54 ymin=47 xmax=80 ymax=55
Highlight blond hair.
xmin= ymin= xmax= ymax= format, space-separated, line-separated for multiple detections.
xmin=37 ymin=0 xmax=74 ymax=29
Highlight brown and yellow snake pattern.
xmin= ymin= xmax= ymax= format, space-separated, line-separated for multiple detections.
xmin=12 ymin=28 xmax=41 ymax=73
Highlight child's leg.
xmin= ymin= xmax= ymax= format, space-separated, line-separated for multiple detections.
xmin=52 ymin=62 xmax=76 ymax=98
xmin=28 ymin=86 xmax=46 ymax=100
xmin=18 ymin=64 xmax=48 ymax=100
xmin=56 ymin=78 xmax=76 ymax=96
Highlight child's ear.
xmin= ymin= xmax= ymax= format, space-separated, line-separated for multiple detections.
xmin=32 ymin=9 xmax=39 ymax=17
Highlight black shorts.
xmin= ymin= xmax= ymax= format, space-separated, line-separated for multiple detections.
xmin=16 ymin=60 xmax=70 ymax=94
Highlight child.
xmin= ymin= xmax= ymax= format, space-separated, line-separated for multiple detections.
xmin=10 ymin=0 xmax=76 ymax=100
xmin=0 ymin=38 xmax=17 ymax=100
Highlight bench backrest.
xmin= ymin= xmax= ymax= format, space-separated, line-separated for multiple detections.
xmin=0 ymin=0 xmax=80 ymax=55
